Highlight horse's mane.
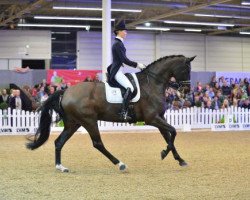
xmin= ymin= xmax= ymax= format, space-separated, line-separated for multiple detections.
xmin=146 ymin=55 xmax=185 ymax=69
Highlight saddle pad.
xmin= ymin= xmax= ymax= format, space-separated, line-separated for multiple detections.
xmin=105 ymin=73 xmax=140 ymax=103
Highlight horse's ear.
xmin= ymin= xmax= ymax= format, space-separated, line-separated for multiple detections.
xmin=187 ymin=56 xmax=196 ymax=62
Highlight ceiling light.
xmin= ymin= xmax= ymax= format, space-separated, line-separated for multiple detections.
xmin=34 ymin=16 xmax=115 ymax=21
xmin=239 ymin=31 xmax=250 ymax=35
xmin=18 ymin=23 xmax=90 ymax=29
xmin=53 ymin=6 xmax=141 ymax=13
xmin=241 ymin=2 xmax=250 ymax=5
xmin=145 ymin=22 xmax=151 ymax=27
xmin=164 ymin=20 xmax=234 ymax=27
xmin=194 ymin=13 xmax=231 ymax=18
xmin=194 ymin=13 xmax=250 ymax=20
xmin=51 ymin=31 xmax=71 ymax=34
xmin=184 ymin=29 xmax=202 ymax=32
xmin=135 ymin=27 xmax=170 ymax=31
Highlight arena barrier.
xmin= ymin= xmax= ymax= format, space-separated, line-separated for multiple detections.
xmin=0 ymin=107 xmax=250 ymax=135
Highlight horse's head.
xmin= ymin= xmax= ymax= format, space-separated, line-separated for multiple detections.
xmin=170 ymin=56 xmax=195 ymax=94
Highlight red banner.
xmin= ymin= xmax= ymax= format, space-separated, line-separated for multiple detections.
xmin=47 ymin=70 xmax=102 ymax=85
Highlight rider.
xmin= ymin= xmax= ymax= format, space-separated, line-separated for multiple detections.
xmin=108 ymin=19 xmax=146 ymax=121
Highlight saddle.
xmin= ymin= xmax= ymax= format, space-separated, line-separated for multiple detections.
xmin=105 ymin=73 xmax=140 ymax=103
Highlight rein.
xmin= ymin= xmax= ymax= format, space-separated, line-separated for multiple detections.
xmin=144 ymin=69 xmax=191 ymax=92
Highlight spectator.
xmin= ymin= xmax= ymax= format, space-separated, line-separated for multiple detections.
xmin=216 ymin=91 xmax=224 ymax=104
xmin=218 ymin=76 xmax=225 ymax=87
xmin=221 ymin=81 xmax=231 ymax=97
xmin=41 ymin=92 xmax=49 ymax=103
xmin=213 ymin=82 xmax=220 ymax=93
xmin=0 ymin=89 xmax=10 ymax=104
xmin=93 ymin=74 xmax=101 ymax=82
xmin=49 ymin=86 xmax=56 ymax=95
xmin=84 ymin=75 xmax=93 ymax=82
xmin=194 ymin=95 xmax=202 ymax=107
xmin=221 ymin=98 xmax=230 ymax=109
xmin=232 ymin=98 xmax=239 ymax=107
xmin=205 ymin=99 xmax=213 ymax=109
xmin=208 ymin=87 xmax=215 ymax=99
xmin=195 ymin=82 xmax=203 ymax=93
xmin=60 ymin=79 xmax=68 ymax=90
xmin=37 ymin=86 xmax=45 ymax=102
xmin=209 ymin=76 xmax=217 ymax=88
xmin=211 ymin=96 xmax=221 ymax=110
xmin=9 ymin=89 xmax=24 ymax=110
xmin=241 ymin=99 xmax=250 ymax=109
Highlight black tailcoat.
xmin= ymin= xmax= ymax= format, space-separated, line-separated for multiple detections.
xmin=107 ymin=38 xmax=137 ymax=89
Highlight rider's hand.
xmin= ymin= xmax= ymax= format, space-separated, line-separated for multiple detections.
xmin=137 ymin=63 xmax=146 ymax=70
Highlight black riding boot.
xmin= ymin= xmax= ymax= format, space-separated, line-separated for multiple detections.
xmin=119 ymin=88 xmax=132 ymax=121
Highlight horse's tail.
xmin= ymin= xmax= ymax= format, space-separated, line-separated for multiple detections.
xmin=26 ymin=90 xmax=65 ymax=150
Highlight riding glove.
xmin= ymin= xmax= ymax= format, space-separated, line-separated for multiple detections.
xmin=137 ymin=63 xmax=146 ymax=70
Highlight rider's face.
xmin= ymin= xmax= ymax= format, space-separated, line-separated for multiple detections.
xmin=118 ymin=30 xmax=127 ymax=39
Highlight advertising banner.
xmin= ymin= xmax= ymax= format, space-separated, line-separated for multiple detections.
xmin=216 ymin=72 xmax=250 ymax=84
xmin=47 ymin=69 xmax=102 ymax=85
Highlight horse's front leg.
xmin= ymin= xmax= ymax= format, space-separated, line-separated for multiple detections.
xmin=148 ymin=115 xmax=187 ymax=166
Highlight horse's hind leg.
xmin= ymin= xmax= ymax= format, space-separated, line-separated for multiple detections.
xmin=83 ymin=119 xmax=127 ymax=171
xmin=54 ymin=122 xmax=80 ymax=172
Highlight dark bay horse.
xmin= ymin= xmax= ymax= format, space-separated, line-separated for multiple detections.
xmin=27 ymin=55 xmax=195 ymax=172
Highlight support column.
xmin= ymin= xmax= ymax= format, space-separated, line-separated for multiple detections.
xmin=102 ymin=0 xmax=112 ymax=81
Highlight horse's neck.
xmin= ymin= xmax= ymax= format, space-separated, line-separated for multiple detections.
xmin=137 ymin=69 xmax=169 ymax=96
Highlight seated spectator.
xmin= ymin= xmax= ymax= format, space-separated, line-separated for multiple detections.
xmin=60 ymin=79 xmax=68 ymax=90
xmin=213 ymin=82 xmax=220 ymax=93
xmin=203 ymin=84 xmax=210 ymax=93
xmin=41 ymin=92 xmax=49 ymax=103
xmin=195 ymin=81 xmax=203 ymax=93
xmin=0 ymin=89 xmax=10 ymax=104
xmin=9 ymin=89 xmax=24 ymax=110
xmin=208 ymin=87 xmax=215 ymax=99
xmin=31 ymin=85 xmax=39 ymax=97
xmin=243 ymin=78 xmax=249 ymax=88
xmin=209 ymin=76 xmax=217 ymax=88
xmin=93 ymin=74 xmax=101 ymax=82
xmin=37 ymin=86 xmax=45 ymax=102
xmin=232 ymin=98 xmax=239 ymax=107
xmin=216 ymin=90 xmax=224 ymax=104
xmin=184 ymin=89 xmax=194 ymax=106
xmin=84 ymin=75 xmax=93 ymax=82
xmin=241 ymin=99 xmax=250 ymax=109
xmin=49 ymin=86 xmax=56 ymax=95
xmin=172 ymin=100 xmax=181 ymax=110
xmin=182 ymin=100 xmax=192 ymax=109
xmin=221 ymin=81 xmax=231 ymax=97
xmin=211 ymin=96 xmax=221 ymax=110
xmin=205 ymin=99 xmax=213 ymax=109
xmin=194 ymin=95 xmax=202 ymax=107
xmin=218 ymin=76 xmax=225 ymax=87
xmin=231 ymin=79 xmax=235 ymax=89
xmin=221 ymin=98 xmax=230 ymax=109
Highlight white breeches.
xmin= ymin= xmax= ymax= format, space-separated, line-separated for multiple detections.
xmin=114 ymin=70 xmax=134 ymax=92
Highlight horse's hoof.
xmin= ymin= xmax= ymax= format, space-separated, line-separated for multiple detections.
xmin=56 ymin=164 xmax=69 ymax=172
xmin=161 ymin=150 xmax=167 ymax=160
xmin=161 ymin=149 xmax=170 ymax=160
xmin=118 ymin=161 xmax=128 ymax=172
xmin=179 ymin=161 xmax=188 ymax=167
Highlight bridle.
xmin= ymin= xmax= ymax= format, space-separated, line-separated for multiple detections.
xmin=144 ymin=69 xmax=191 ymax=92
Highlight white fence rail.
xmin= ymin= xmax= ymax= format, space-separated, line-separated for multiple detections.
xmin=0 ymin=106 xmax=250 ymax=135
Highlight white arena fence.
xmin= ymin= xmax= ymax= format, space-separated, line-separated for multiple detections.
xmin=0 ymin=106 xmax=250 ymax=135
